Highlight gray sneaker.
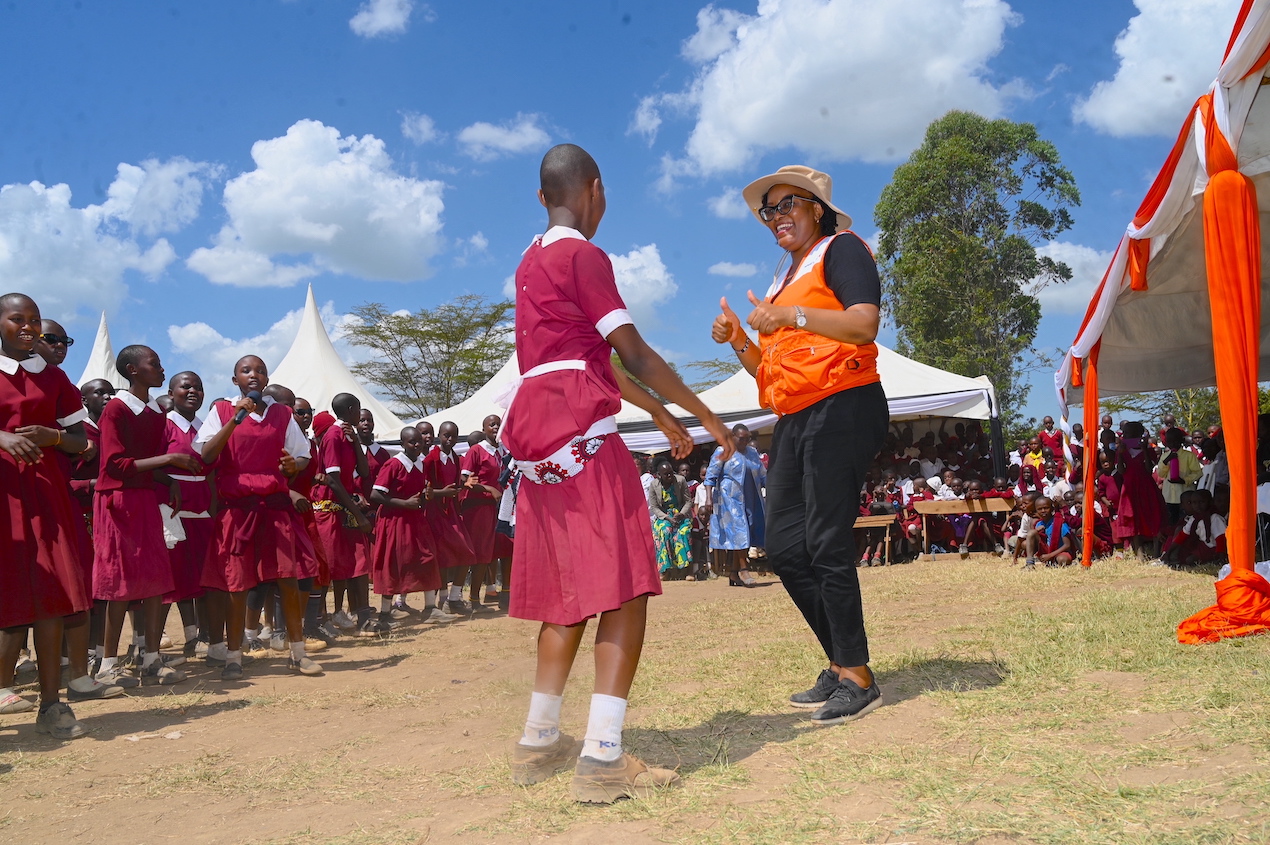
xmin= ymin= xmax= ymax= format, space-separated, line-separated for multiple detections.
xmin=35 ymin=702 xmax=86 ymax=740
xmin=96 ymin=665 xmax=140 ymax=689
xmin=789 ymin=668 xmax=841 ymax=709
xmin=422 ymin=606 xmax=460 ymax=624
xmin=220 ymin=661 xmax=244 ymax=682
xmin=67 ymin=677 xmax=124 ymax=702
xmin=142 ymin=662 xmax=187 ymax=685
xmin=809 ymin=676 xmax=883 ymax=726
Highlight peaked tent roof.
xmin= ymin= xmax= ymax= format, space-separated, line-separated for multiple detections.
xmin=75 ymin=312 xmax=129 ymax=391
xmin=270 ymin=286 xmax=407 ymax=436
xmin=426 ymin=344 xmax=997 ymax=454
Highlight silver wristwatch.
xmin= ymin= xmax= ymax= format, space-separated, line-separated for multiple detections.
xmin=794 ymin=305 xmax=807 ymax=328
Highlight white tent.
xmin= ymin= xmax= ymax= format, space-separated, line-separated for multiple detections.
xmin=616 ymin=343 xmax=997 ymax=452
xmin=427 ymin=344 xmax=997 ymax=454
xmin=75 ymin=312 xmax=129 ymax=391
xmin=270 ymin=286 xmax=407 ymax=435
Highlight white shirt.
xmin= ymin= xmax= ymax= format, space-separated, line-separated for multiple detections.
xmin=193 ymin=395 xmax=311 ymax=460
xmin=1183 ymin=513 xmax=1227 ymax=548
xmin=919 ymin=459 xmax=944 ymax=478
xmin=1042 ymin=477 xmax=1073 ymax=500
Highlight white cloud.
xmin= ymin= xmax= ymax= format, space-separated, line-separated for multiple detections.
xmin=349 ymin=0 xmax=416 ymax=38
xmin=1033 ymin=241 xmax=1114 ymax=315
xmin=168 ymin=299 xmax=365 ymax=398
xmin=608 ymin=244 xmax=678 ymax=327
xmin=629 ymin=96 xmax=663 ymax=145
xmin=643 ymin=0 xmax=1021 ymax=187
xmin=400 ymin=111 xmax=441 ymax=145
xmin=707 ymin=187 xmax=750 ymax=219
xmin=453 ymin=231 xmax=490 ymax=267
xmin=1073 ymin=0 xmax=1235 ymax=137
xmin=502 ymin=273 xmax=517 ymax=299
xmin=457 ymin=113 xmax=551 ymax=161
xmin=0 ymin=170 xmax=185 ymax=321
xmin=708 ymin=261 xmax=757 ymax=277
xmin=187 ymin=119 xmax=446 ymax=287
xmin=100 ymin=157 xmax=220 ymax=237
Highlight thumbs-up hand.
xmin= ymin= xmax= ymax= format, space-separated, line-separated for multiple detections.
xmin=745 ymin=290 xmax=797 ymax=335
xmin=711 ymin=296 xmax=745 ymax=346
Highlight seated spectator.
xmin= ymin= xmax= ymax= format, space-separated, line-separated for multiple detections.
xmin=1038 ymin=415 xmax=1063 ymax=457
xmin=961 ymin=480 xmax=1005 ymax=555
xmin=857 ymin=485 xmax=897 ymax=567
xmin=1162 ymin=489 xmax=1226 ymax=567
xmin=900 ymin=476 xmax=933 ymax=556
xmin=1006 ymin=491 xmax=1039 ymax=563
xmin=1025 ymin=495 xmax=1073 ymax=569
xmin=1041 ymin=460 xmax=1072 ymax=500
xmin=647 ymin=461 xmax=692 ymax=578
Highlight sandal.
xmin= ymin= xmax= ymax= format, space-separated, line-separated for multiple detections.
xmin=1 ymin=689 xmax=35 ymax=714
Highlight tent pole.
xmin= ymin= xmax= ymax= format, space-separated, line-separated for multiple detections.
xmin=1080 ymin=343 xmax=1100 ymax=568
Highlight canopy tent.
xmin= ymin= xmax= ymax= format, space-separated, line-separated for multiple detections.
xmin=1054 ymin=0 xmax=1270 ymax=641
xmin=428 ymin=344 xmax=998 ymax=456
xmin=75 ymin=312 xmax=129 ymax=392
xmin=616 ymin=343 xmax=998 ymax=453
xmin=271 ymin=286 xmax=407 ymax=436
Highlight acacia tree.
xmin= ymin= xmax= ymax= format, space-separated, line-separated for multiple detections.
xmin=1101 ymin=388 xmax=1221 ymax=435
xmin=874 ymin=111 xmax=1080 ymax=428
xmin=345 ymin=294 xmax=514 ymax=418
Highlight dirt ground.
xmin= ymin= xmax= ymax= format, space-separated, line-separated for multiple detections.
xmin=1 ymin=558 xmax=1265 ymax=845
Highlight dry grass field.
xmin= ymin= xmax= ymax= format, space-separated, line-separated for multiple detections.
xmin=2 ymin=556 xmax=1268 ymax=844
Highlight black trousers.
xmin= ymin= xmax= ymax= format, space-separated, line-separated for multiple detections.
xmin=766 ymin=382 xmax=888 ymax=667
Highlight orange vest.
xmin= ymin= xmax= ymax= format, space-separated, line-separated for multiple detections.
xmin=756 ymin=232 xmax=880 ymax=416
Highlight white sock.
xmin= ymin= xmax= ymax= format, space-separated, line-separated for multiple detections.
xmin=226 ymin=650 xmax=242 ymax=666
xmin=97 ymin=657 xmax=117 ymax=676
xmin=380 ymin=596 xmax=393 ymax=613
xmin=290 ymin=641 xmax=305 ymax=661
xmin=580 ymin=694 xmax=627 ymax=762
xmin=520 ymin=692 xmax=564 ymax=747
xmin=424 ymin=590 xmax=438 ymax=609
xmin=208 ymin=642 xmax=228 ymax=660
xmin=133 ymin=632 xmax=144 ymax=648
xmin=93 ymin=645 xmax=105 ymax=659
xmin=244 ymin=628 xmax=259 ymax=642
xmin=183 ymin=625 xmax=198 ymax=642
xmin=143 ymin=652 xmax=160 ymax=669
xmin=448 ymin=585 xmax=463 ymax=601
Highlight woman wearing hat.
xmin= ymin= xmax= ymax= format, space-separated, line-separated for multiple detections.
xmin=712 ymin=165 xmax=888 ymax=725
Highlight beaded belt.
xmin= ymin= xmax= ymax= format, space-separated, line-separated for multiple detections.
xmin=514 ymin=417 xmax=617 ymax=485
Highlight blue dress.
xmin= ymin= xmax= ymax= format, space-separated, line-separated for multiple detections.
xmin=706 ymin=445 xmax=766 ymax=550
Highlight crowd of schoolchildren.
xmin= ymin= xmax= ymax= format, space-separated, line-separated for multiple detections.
xmin=1 ymin=292 xmax=518 ymax=740
xmin=849 ymin=414 xmax=1231 ymax=571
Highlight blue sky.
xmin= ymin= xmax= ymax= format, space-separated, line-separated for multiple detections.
xmin=0 ymin=0 xmax=1242 ymax=422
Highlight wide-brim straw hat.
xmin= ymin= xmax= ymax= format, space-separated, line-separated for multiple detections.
xmin=741 ymin=165 xmax=852 ymax=232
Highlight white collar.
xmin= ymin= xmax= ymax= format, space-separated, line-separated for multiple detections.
xmin=0 ymin=352 xmax=47 ymax=375
xmin=84 ymin=416 xmax=99 ymax=431
xmin=437 ymin=448 xmax=453 ymax=465
xmin=167 ymin=409 xmax=202 ymax=432
xmin=474 ymin=439 xmax=501 ymax=458
xmin=394 ymin=451 xmax=424 ymax=472
xmin=222 ymin=394 xmax=275 ymax=420
xmin=366 ymin=441 xmax=384 ymax=455
xmin=539 ymin=226 xmax=587 ymax=248
xmin=115 ymin=391 xmax=163 ymax=415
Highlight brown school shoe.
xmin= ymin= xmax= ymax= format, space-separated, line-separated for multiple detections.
xmin=571 ymin=752 xmax=680 ymax=804
xmin=510 ymin=733 xmax=577 ymax=785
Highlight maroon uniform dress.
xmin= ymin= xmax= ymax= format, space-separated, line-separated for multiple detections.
xmin=163 ymin=411 xmax=213 ymax=603
xmin=311 ymin=423 xmax=364 ymax=581
xmin=423 ymin=446 xmax=476 ymax=570
xmin=55 ymin=411 xmax=94 ymax=597
xmin=198 ymin=398 xmax=317 ymax=592
xmin=461 ymin=440 xmax=506 ymax=564
xmin=92 ymin=393 xmax=175 ymax=602
xmin=352 ymin=441 xmax=389 ymax=578
xmin=370 ymin=453 xmax=440 ymax=595
xmin=500 ymin=226 xmax=659 ymax=626
xmin=291 ymin=434 xmax=330 ymax=587
xmin=0 ymin=353 xmax=91 ymax=627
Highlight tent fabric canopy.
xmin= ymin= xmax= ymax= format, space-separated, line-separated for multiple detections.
xmin=1053 ymin=0 xmax=1270 ymax=642
xmin=271 ymin=285 xmax=407 ymax=436
xmin=75 ymin=312 xmax=129 ymax=392
xmin=423 ymin=343 xmax=997 ymax=455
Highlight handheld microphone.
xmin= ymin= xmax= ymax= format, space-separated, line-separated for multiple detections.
xmin=233 ymin=390 xmax=263 ymax=424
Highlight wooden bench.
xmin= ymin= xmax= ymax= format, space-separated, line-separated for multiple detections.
xmin=854 ymin=514 xmax=897 ymax=565
xmin=912 ymin=497 xmax=1015 ymax=560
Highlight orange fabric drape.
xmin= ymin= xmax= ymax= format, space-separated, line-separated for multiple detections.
xmin=1202 ymin=168 xmax=1260 ymax=576
xmin=1178 ymin=568 xmax=1270 ymax=643
xmin=1080 ymin=343 xmax=1100 ymax=568
xmin=1127 ymin=237 xmax=1151 ymax=291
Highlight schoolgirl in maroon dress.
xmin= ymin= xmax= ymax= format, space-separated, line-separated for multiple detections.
xmin=0 ymin=293 xmax=94 ymax=735
xmin=196 ymin=355 xmax=322 ymax=679
xmin=1111 ymin=421 xmax=1166 ymax=552
xmin=370 ymin=426 xmax=440 ymax=604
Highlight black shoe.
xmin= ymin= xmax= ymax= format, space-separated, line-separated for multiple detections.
xmin=789 ymin=668 xmax=841 ymax=709
xmin=305 ymin=627 xmax=337 ymax=648
xmin=810 ymin=676 xmax=883 ymax=726
xmin=220 ymin=662 xmax=244 ymax=682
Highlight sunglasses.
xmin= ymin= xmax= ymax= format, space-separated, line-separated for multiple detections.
xmin=294 ymin=409 xmax=314 ymax=416
xmin=757 ymin=194 xmax=819 ymax=222
xmin=40 ymin=333 xmax=75 ymax=347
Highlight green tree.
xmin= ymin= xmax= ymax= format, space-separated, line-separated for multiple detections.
xmin=684 ymin=357 xmax=739 ymax=392
xmin=1100 ymin=388 xmax=1221 ymax=435
xmin=874 ymin=111 xmax=1080 ymax=429
xmin=344 ymin=295 xmax=514 ymax=418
